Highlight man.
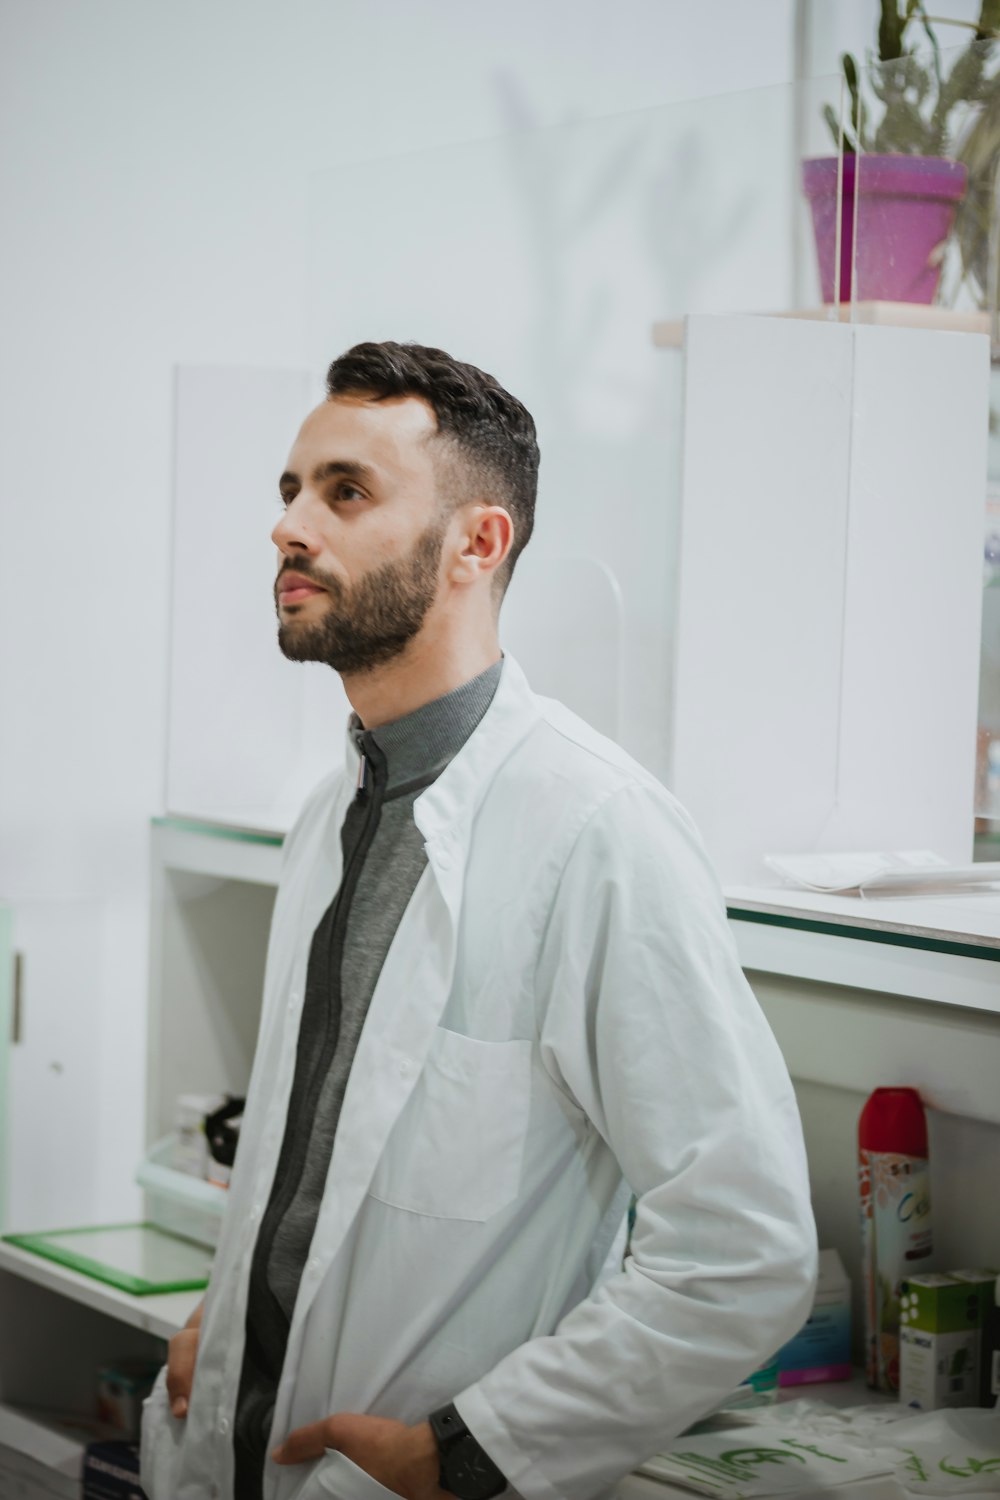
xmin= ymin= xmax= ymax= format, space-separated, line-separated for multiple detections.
xmin=141 ymin=341 xmax=817 ymax=1500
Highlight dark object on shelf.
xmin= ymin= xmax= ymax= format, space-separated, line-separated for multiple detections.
xmin=83 ymin=1438 xmax=147 ymax=1500
xmin=204 ymin=1096 xmax=245 ymax=1190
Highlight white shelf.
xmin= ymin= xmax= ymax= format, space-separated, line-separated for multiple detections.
xmin=0 ymin=1240 xmax=201 ymax=1342
xmin=728 ymin=883 xmax=1000 ymax=946
xmin=653 ymin=302 xmax=992 ymax=348
xmin=153 ymin=817 xmax=283 ymax=885
xmin=0 ymin=1400 xmax=85 ymax=1481
xmin=726 ymin=886 xmax=1000 ymax=1016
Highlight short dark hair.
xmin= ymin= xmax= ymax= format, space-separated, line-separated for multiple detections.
xmin=325 ymin=340 xmax=539 ymax=595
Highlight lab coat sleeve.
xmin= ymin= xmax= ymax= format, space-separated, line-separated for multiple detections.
xmin=453 ymin=780 xmax=818 ymax=1500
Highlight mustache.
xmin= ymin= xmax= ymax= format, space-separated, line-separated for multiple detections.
xmin=275 ymin=563 xmax=342 ymax=599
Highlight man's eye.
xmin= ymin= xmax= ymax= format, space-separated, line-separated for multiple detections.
xmin=278 ymin=492 xmax=295 ymax=509
xmin=336 ymin=483 xmax=364 ymax=502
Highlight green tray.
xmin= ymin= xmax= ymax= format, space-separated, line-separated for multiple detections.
xmin=2 ymin=1221 xmax=212 ymax=1296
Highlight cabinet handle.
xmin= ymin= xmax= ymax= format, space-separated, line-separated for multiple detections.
xmin=12 ymin=951 xmax=23 ymax=1045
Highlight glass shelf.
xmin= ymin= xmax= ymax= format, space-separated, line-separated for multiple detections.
xmin=152 ymin=815 xmax=283 ymax=847
xmin=727 ymin=894 xmax=1000 ymax=962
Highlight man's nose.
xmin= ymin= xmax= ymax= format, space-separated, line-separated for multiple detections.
xmin=272 ymin=494 xmax=319 ymax=554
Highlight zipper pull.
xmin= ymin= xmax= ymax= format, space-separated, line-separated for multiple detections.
xmin=355 ymin=752 xmax=369 ymax=799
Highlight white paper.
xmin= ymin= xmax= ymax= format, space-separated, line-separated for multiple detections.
xmin=640 ymin=1424 xmax=892 ymax=1498
xmin=872 ymin=1410 xmax=1000 ymax=1497
xmin=761 ymin=851 xmax=1000 ymax=896
xmin=640 ymin=1405 xmax=1000 ymax=1500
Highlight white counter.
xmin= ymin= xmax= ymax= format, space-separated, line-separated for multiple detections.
xmin=726 ymin=886 xmax=1000 ymax=1016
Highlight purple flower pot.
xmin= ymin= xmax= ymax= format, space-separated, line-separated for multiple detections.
xmin=802 ymin=154 xmax=967 ymax=304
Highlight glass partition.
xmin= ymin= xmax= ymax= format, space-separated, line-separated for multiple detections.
xmin=304 ymin=75 xmax=844 ymax=793
xmin=848 ymin=43 xmax=1000 ymax=839
xmin=163 ymin=69 xmax=995 ymax=870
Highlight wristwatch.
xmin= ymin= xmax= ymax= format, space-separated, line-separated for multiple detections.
xmin=428 ymin=1402 xmax=507 ymax=1499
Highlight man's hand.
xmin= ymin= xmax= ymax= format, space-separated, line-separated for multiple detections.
xmin=166 ymin=1299 xmax=204 ymax=1418
xmin=272 ymin=1412 xmax=448 ymax=1500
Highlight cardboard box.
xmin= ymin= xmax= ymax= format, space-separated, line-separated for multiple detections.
xmin=778 ymin=1247 xmax=851 ymax=1386
xmin=899 ymin=1271 xmax=995 ymax=1410
xmin=950 ymin=1269 xmax=999 ymax=1407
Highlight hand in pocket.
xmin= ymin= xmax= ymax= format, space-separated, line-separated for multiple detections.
xmin=273 ymin=1411 xmax=447 ymax=1500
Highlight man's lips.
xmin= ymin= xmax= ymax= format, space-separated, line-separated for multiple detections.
xmin=277 ymin=573 xmax=326 ymax=605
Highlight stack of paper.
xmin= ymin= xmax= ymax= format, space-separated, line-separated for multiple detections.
xmin=638 ymin=1403 xmax=1000 ymax=1500
xmin=762 ymin=852 xmax=1000 ymax=897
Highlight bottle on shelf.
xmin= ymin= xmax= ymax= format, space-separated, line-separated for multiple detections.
xmin=859 ymin=1086 xmax=933 ymax=1393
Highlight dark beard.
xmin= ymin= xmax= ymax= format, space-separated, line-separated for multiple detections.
xmin=276 ymin=518 xmax=445 ymax=674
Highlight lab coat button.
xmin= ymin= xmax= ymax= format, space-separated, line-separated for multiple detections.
xmin=436 ymin=846 xmax=452 ymax=870
xmin=218 ymin=1416 xmax=230 ymax=1436
xmin=398 ymin=1059 xmax=411 ymax=1078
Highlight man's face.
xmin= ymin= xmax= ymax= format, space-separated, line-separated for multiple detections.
xmin=272 ymin=394 xmax=450 ymax=674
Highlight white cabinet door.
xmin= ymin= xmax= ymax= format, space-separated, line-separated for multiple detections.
xmin=0 ymin=903 xmax=11 ymax=1230
xmin=5 ymin=897 xmax=107 ymax=1233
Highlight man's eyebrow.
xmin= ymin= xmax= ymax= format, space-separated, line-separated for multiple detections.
xmin=313 ymin=459 xmax=379 ymax=487
xmin=278 ymin=459 xmax=380 ymax=491
xmin=282 ymin=458 xmax=380 ymax=487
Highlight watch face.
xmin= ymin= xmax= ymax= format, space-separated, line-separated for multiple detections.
xmin=445 ymin=1435 xmax=505 ymax=1499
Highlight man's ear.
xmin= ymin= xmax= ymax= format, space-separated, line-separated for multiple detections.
xmin=453 ymin=506 xmax=513 ymax=583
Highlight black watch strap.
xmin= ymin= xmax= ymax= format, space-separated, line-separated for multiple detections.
xmin=428 ymin=1402 xmax=507 ymax=1499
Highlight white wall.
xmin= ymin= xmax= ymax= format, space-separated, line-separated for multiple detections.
xmin=0 ymin=0 xmax=799 ymax=1228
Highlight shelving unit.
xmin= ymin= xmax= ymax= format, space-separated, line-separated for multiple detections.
xmin=141 ymin=823 xmax=1000 ymax=1168
xmin=724 ymin=887 xmax=1000 ymax=1133
xmin=6 ymin=805 xmax=996 ymax=1495
xmin=0 ymin=1400 xmax=82 ymax=1500
xmin=726 ymin=884 xmax=1000 ymax=1015
xmin=652 ymin=301 xmax=993 ymax=348
xmin=0 ymin=1240 xmax=201 ymax=1341
xmin=13 ymin=323 xmax=1000 ymax=1487
xmin=146 ymin=819 xmax=280 ymax=1162
xmin=0 ymin=818 xmax=270 ymax=1496
xmin=0 ymin=1239 xmax=199 ymax=1496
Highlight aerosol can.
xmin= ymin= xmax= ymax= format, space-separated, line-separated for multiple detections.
xmin=859 ymin=1087 xmax=933 ymax=1392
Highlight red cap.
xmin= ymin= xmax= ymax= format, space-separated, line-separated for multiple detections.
xmin=859 ymin=1087 xmax=928 ymax=1156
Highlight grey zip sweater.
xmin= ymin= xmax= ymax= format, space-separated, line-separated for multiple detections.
xmin=233 ymin=659 xmax=503 ymax=1498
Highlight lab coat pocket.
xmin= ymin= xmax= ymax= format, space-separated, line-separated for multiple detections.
xmin=139 ymin=1368 xmax=184 ymax=1500
xmin=369 ymin=1029 xmax=531 ymax=1221
xmin=315 ymin=1450 xmax=403 ymax=1499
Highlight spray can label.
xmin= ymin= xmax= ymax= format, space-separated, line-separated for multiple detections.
xmin=859 ymin=1149 xmax=932 ymax=1391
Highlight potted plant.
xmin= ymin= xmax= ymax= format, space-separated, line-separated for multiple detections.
xmin=804 ymin=0 xmax=1000 ymax=306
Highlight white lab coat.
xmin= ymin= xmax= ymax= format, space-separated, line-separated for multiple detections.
xmin=141 ymin=654 xmax=817 ymax=1500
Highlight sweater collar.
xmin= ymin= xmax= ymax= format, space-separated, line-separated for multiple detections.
xmin=347 ymin=658 xmax=503 ymax=794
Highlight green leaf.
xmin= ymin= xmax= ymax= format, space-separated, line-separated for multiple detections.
xmin=879 ymin=0 xmax=907 ymax=61
xmin=979 ymin=0 xmax=1000 ymax=40
xmin=823 ymin=101 xmax=858 ymax=152
xmin=914 ymin=1 xmax=944 ymax=91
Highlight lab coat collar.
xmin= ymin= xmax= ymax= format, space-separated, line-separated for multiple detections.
xmin=342 ymin=652 xmax=542 ymax=858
